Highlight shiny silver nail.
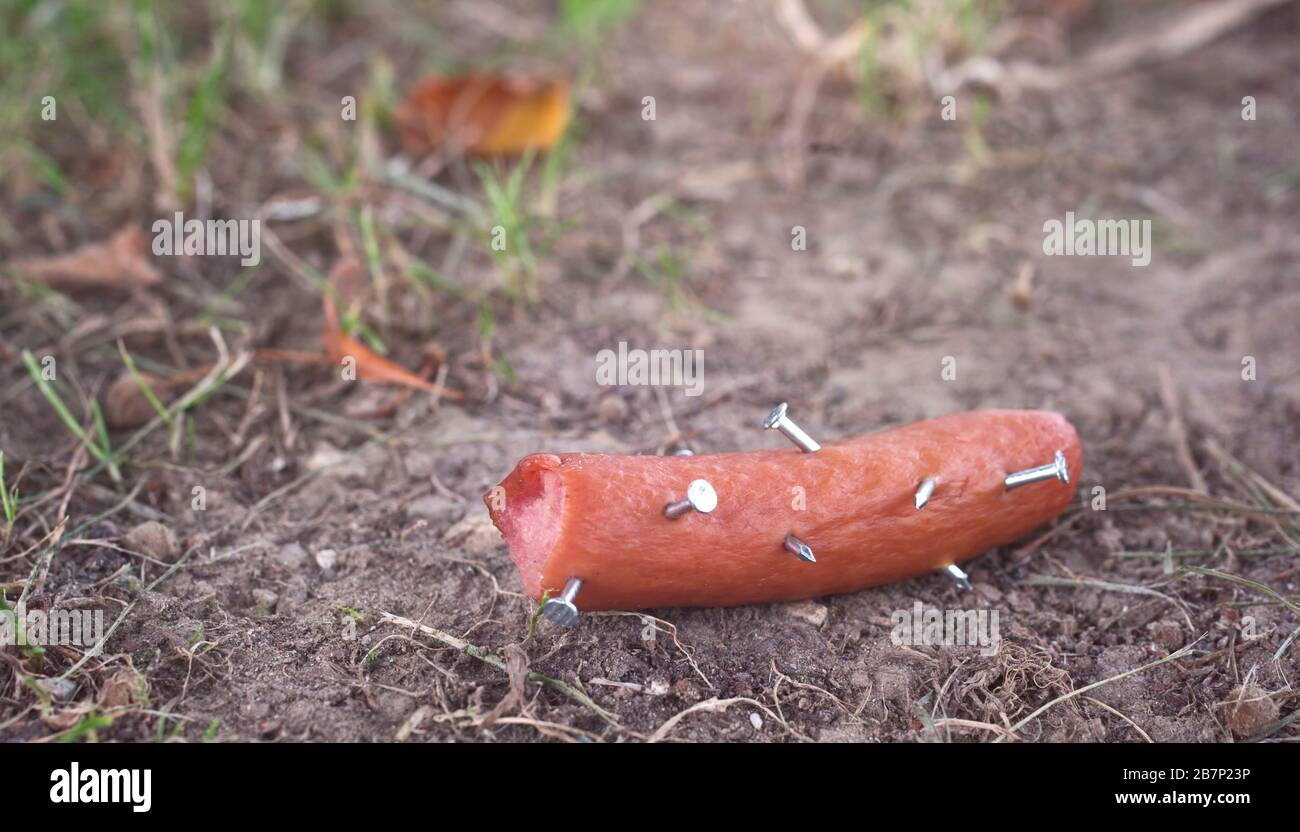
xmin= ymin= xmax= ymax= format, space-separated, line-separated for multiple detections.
xmin=763 ymin=402 xmax=821 ymax=453
xmin=784 ymin=533 xmax=816 ymax=563
xmin=944 ymin=564 xmax=972 ymax=591
xmin=1004 ymin=450 xmax=1070 ymax=491
xmin=914 ymin=477 xmax=937 ymax=510
xmin=664 ymin=479 xmax=718 ymax=519
xmin=542 ymin=577 xmax=583 ymax=626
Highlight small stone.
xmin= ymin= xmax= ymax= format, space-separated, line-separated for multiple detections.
xmin=252 ymin=588 xmax=279 ymax=610
xmin=124 ymin=521 xmax=179 ymax=563
xmin=1149 ymin=619 xmax=1183 ymax=651
xmin=315 ymin=548 xmax=339 ymax=577
xmin=443 ymin=510 xmax=503 ymax=556
xmin=1224 ymin=684 xmax=1278 ymax=737
xmin=273 ymin=542 xmax=308 ymax=568
xmin=103 ymin=372 xmax=169 ymax=429
xmin=100 ymin=670 xmax=143 ymax=708
xmin=37 ymin=677 xmax=78 ymax=701
xmin=749 ymin=712 xmax=763 ymax=730
xmin=406 ymin=494 xmax=462 ymax=525
xmin=305 ymin=442 xmax=367 ymax=478
xmin=596 ymin=394 xmax=629 ymax=424
xmin=783 ymin=600 xmax=828 ymax=627
xmin=647 ymin=679 xmax=670 ymax=696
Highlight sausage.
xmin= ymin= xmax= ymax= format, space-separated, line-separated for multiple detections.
xmin=484 ymin=409 xmax=1081 ymax=611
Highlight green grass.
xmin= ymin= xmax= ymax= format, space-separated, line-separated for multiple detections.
xmin=0 ymin=1 xmax=128 ymax=191
xmin=856 ymin=0 xmax=1004 ymax=118
xmin=0 ymin=452 xmax=18 ymax=529
xmin=117 ymin=341 xmax=173 ymax=425
xmin=0 ymin=1 xmax=304 ymax=200
xmin=558 ymin=0 xmax=640 ymax=45
xmin=60 ymin=710 xmax=114 ymax=743
xmin=21 ymin=350 xmax=120 ymax=482
xmin=476 ymin=153 xmax=542 ymax=303
xmin=637 ymin=245 xmax=690 ymax=313
xmin=175 ymin=24 xmax=232 ymax=197
xmin=527 ymin=589 xmax=553 ymax=640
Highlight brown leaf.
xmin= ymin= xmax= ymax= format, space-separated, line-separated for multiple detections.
xmin=395 ymin=75 xmax=570 ymax=157
xmin=7 ymin=226 xmax=162 ymax=290
xmin=100 ymin=669 xmax=147 ymax=709
xmin=103 ymin=371 xmax=171 ymax=429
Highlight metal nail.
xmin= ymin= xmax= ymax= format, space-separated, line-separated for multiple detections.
xmin=944 ymin=564 xmax=972 ymax=591
xmin=1004 ymin=450 xmax=1070 ymax=491
xmin=542 ymin=577 xmax=583 ymax=626
xmin=664 ymin=479 xmax=718 ymax=519
xmin=914 ymin=477 xmax=937 ymax=510
xmin=763 ymin=402 xmax=821 ymax=453
xmin=783 ymin=533 xmax=816 ymax=563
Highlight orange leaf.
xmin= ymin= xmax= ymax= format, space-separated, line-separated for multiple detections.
xmin=395 ymin=75 xmax=570 ymax=157
xmin=322 ymin=259 xmax=463 ymax=399
xmin=7 ymin=226 xmax=162 ymax=290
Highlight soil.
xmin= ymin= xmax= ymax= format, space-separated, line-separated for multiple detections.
xmin=1 ymin=1 xmax=1298 ymax=742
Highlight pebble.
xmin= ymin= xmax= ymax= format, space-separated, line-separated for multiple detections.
xmin=406 ymin=494 xmax=463 ymax=525
xmin=37 ymin=677 xmax=78 ymax=701
xmin=273 ymin=542 xmax=308 ymax=568
xmin=1224 ymin=684 xmax=1278 ymax=737
xmin=1149 ymin=619 xmax=1183 ymax=651
xmin=252 ymin=588 xmax=280 ymax=610
xmin=783 ymin=600 xmax=828 ymax=627
xmin=443 ymin=510 xmax=502 ymax=556
xmin=124 ymin=521 xmax=179 ymax=563
xmin=596 ymin=394 xmax=629 ymax=424
xmin=315 ymin=548 xmax=340 ymax=577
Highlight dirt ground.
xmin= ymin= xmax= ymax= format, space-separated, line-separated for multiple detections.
xmin=2 ymin=1 xmax=1299 ymax=742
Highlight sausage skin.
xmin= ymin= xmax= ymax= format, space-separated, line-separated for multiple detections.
xmin=485 ymin=410 xmax=1081 ymax=610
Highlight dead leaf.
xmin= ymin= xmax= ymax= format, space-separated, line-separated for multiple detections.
xmin=100 ymin=669 xmax=147 ymax=709
xmin=124 ymin=520 xmax=179 ymax=563
xmin=479 ymin=643 xmax=530 ymax=728
xmin=396 ymin=75 xmax=570 ymax=157
xmin=7 ymin=226 xmax=162 ymax=290
xmin=322 ymin=259 xmax=464 ymax=398
xmin=103 ymin=371 xmax=172 ymax=429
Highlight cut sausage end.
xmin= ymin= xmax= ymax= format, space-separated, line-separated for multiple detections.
xmin=484 ymin=453 xmax=564 ymax=599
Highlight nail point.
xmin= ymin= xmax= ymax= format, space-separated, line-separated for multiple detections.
xmin=784 ymin=533 xmax=816 ymax=563
xmin=915 ymin=477 xmax=937 ymax=510
xmin=944 ymin=564 xmax=972 ymax=591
